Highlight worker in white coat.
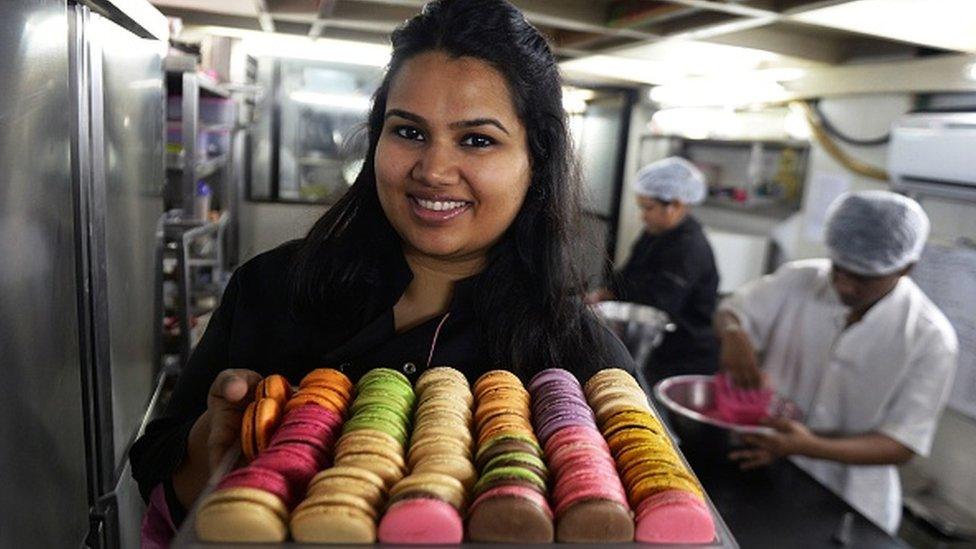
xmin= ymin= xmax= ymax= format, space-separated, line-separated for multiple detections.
xmin=715 ymin=190 xmax=958 ymax=533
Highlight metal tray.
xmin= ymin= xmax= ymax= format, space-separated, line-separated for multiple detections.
xmin=172 ymin=373 xmax=738 ymax=548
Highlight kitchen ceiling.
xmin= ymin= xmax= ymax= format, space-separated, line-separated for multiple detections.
xmin=151 ymin=0 xmax=976 ymax=85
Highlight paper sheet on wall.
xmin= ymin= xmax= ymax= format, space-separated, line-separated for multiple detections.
xmin=802 ymin=172 xmax=850 ymax=242
xmin=911 ymin=244 xmax=976 ymax=420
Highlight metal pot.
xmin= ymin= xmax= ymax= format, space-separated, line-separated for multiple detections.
xmin=591 ymin=300 xmax=675 ymax=366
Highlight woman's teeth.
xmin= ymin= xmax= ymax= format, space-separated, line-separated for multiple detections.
xmin=416 ymin=198 xmax=467 ymax=211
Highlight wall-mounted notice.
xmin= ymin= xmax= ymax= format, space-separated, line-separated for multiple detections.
xmin=911 ymin=243 xmax=976 ymax=420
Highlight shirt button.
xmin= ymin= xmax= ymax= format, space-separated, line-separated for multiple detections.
xmin=402 ymin=362 xmax=416 ymax=375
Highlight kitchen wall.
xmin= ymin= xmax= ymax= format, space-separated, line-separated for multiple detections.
xmin=237 ymin=200 xmax=322 ymax=262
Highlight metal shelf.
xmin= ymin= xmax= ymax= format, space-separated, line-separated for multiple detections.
xmin=164 ymin=55 xmax=230 ymax=98
xmin=166 ymin=154 xmax=228 ymax=179
xmin=197 ymin=77 xmax=230 ymax=99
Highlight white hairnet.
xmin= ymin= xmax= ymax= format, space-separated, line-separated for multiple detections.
xmin=825 ymin=190 xmax=930 ymax=276
xmin=633 ymin=157 xmax=707 ymax=205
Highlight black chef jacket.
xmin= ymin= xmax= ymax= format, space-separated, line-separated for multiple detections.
xmin=610 ymin=215 xmax=719 ymax=381
xmin=130 ymin=240 xmax=635 ymax=519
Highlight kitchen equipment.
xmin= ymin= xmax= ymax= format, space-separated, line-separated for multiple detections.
xmin=654 ymin=375 xmax=802 ymax=459
xmin=592 ymin=301 xmax=675 ymax=366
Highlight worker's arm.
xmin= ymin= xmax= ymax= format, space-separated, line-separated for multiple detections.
xmin=729 ymin=418 xmax=915 ymax=470
xmin=714 ymin=310 xmax=764 ymax=388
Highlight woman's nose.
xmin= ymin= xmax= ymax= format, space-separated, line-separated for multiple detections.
xmin=411 ymin=141 xmax=460 ymax=186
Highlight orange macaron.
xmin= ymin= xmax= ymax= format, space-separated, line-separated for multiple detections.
xmin=254 ymin=374 xmax=293 ymax=407
xmin=241 ymin=398 xmax=282 ymax=461
xmin=300 ymin=368 xmax=354 ymax=401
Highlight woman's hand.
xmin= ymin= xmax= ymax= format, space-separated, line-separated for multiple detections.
xmin=203 ymin=369 xmax=263 ymax=469
xmin=174 ymin=368 xmax=261 ymax=508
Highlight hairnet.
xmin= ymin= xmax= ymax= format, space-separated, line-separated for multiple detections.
xmin=824 ymin=190 xmax=930 ymax=276
xmin=632 ymin=157 xmax=707 ymax=204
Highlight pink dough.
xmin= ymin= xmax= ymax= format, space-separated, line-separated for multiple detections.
xmin=713 ymin=374 xmax=772 ymax=425
xmin=635 ymin=489 xmax=715 ymax=544
xmin=377 ymin=498 xmax=463 ymax=544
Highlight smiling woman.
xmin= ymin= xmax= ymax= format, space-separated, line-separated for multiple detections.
xmin=287 ymin=0 xmax=628 ymax=371
xmin=376 ymin=52 xmax=531 ymax=263
xmin=130 ymin=0 xmax=636 ymax=536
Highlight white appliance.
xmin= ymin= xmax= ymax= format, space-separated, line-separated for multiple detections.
xmin=888 ymin=112 xmax=976 ymax=202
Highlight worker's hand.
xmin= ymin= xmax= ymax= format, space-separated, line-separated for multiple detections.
xmin=584 ymin=288 xmax=614 ymax=305
xmin=202 ymin=368 xmax=263 ymax=471
xmin=730 ymin=417 xmax=817 ymax=470
xmin=719 ymin=329 xmax=763 ymax=389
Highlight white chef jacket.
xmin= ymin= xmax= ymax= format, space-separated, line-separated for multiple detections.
xmin=720 ymin=259 xmax=958 ymax=533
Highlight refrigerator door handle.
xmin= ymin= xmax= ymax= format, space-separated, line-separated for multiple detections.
xmin=85 ymin=491 xmax=118 ymax=549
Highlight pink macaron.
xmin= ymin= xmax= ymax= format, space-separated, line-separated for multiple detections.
xmin=250 ymin=443 xmax=324 ymax=490
xmin=217 ymin=465 xmax=295 ymax=509
xmin=378 ymin=498 xmax=464 ymax=544
xmin=544 ymin=424 xmax=609 ymax=456
xmin=553 ymin=468 xmax=627 ymax=507
xmin=635 ymin=489 xmax=715 ymax=544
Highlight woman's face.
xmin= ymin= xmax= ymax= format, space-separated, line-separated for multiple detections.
xmin=375 ymin=51 xmax=532 ymax=263
xmin=637 ymin=196 xmax=684 ymax=235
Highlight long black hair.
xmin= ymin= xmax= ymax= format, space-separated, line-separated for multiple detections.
xmin=289 ymin=0 xmax=610 ymax=377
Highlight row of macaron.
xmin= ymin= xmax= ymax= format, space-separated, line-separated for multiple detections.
xmin=196 ymin=366 xmax=714 ymax=544
xmin=197 ymin=369 xmax=353 ymax=541
xmin=585 ymin=368 xmax=715 ymax=544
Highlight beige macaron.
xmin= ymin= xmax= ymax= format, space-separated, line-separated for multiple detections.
xmin=195 ymin=487 xmax=288 ymax=543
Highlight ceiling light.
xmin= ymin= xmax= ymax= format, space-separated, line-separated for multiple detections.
xmin=650 ymin=77 xmax=788 ymax=108
xmin=759 ymin=68 xmax=807 ymax=82
xmin=966 ymin=62 xmax=976 ymax=81
xmin=185 ymin=26 xmax=392 ymax=67
xmin=289 ymin=91 xmax=371 ymax=110
xmin=562 ymin=87 xmax=595 ymax=114
xmin=792 ymin=0 xmax=976 ymax=53
xmin=560 ymin=55 xmax=685 ymax=85
xmin=784 ymin=103 xmax=811 ymax=139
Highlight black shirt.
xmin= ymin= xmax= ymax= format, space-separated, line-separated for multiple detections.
xmin=610 ymin=215 xmax=719 ymax=377
xmin=130 ymin=240 xmax=635 ymax=513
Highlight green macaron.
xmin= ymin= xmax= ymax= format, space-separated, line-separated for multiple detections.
xmin=471 ymin=466 xmax=547 ymax=498
xmin=356 ymin=368 xmax=415 ymax=406
xmin=343 ymin=411 xmax=409 ymax=447
xmin=481 ymin=451 xmax=548 ymax=481
xmin=474 ymin=433 xmax=543 ymax=469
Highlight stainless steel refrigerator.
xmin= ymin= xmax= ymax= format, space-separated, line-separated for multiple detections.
xmin=0 ymin=0 xmax=166 ymax=547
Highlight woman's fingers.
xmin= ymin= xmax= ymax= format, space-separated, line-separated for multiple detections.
xmin=207 ymin=410 xmax=243 ymax=470
xmin=209 ymin=369 xmax=262 ymax=408
xmin=204 ymin=369 xmax=263 ymax=469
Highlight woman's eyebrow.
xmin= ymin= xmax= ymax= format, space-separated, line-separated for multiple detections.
xmin=385 ymin=109 xmax=510 ymax=136
xmin=450 ymin=118 xmax=510 ymax=136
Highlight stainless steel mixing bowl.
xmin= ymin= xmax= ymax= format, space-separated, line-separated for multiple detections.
xmin=592 ymin=301 xmax=675 ymax=366
xmin=654 ymin=375 xmax=775 ymax=460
